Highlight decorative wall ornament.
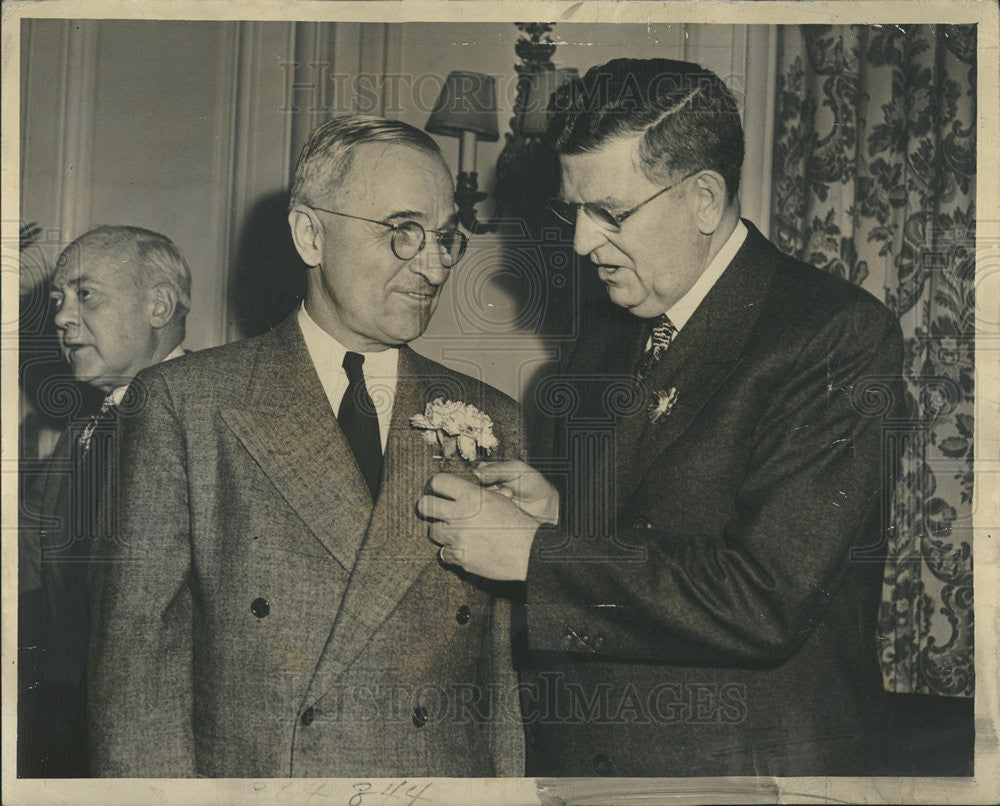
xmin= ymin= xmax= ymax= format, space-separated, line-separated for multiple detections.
xmin=493 ymin=23 xmax=562 ymax=227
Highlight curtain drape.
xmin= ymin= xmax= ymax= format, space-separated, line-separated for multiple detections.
xmin=770 ymin=24 xmax=976 ymax=697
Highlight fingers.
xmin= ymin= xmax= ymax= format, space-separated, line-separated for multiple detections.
xmin=416 ymin=493 xmax=455 ymax=522
xmin=472 ymin=460 xmax=538 ymax=485
xmin=417 ymin=473 xmax=486 ymax=522
xmin=429 ymin=524 xmax=468 ymax=569
xmin=427 ymin=520 xmax=458 ymax=548
xmin=425 ymin=471 xmax=478 ymax=499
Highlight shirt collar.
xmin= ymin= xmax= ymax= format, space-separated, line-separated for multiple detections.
xmin=665 ymin=219 xmax=748 ymax=332
xmin=109 ymin=343 xmax=186 ymax=406
xmin=297 ymin=303 xmax=399 ymax=378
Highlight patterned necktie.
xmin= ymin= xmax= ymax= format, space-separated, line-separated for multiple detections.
xmin=338 ymin=352 xmax=383 ymax=498
xmin=634 ymin=314 xmax=678 ymax=382
xmin=79 ymin=392 xmax=116 ymax=455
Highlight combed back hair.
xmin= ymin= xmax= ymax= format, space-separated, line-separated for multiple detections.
xmin=289 ymin=114 xmax=447 ymax=210
xmin=547 ymin=58 xmax=745 ymax=199
xmin=59 ymin=226 xmax=192 ymax=316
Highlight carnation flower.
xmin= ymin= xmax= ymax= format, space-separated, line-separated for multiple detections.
xmin=410 ymin=398 xmax=498 ymax=461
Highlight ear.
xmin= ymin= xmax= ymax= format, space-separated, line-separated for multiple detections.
xmin=689 ymin=170 xmax=730 ymax=236
xmin=148 ymin=284 xmax=179 ymax=328
xmin=288 ymin=204 xmax=324 ymax=268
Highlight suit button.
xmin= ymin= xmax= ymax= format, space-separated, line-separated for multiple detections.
xmin=300 ymin=706 xmax=315 ymax=726
xmin=456 ymin=605 xmax=471 ymax=625
xmin=250 ymin=597 xmax=270 ymax=618
xmin=632 ymin=517 xmax=651 ymax=530
xmin=592 ymin=753 xmax=615 ymax=776
xmin=593 ymin=635 xmax=605 ymax=650
xmin=560 ymin=632 xmax=574 ymax=650
xmin=412 ymin=705 xmax=429 ymax=728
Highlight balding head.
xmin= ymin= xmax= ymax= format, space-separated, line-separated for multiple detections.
xmin=50 ymin=226 xmax=191 ymax=390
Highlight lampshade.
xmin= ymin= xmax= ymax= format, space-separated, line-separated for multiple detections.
xmin=425 ymin=71 xmax=500 ymax=142
xmin=520 ymin=67 xmax=579 ymax=135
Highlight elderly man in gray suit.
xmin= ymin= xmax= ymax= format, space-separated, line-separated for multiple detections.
xmin=88 ymin=115 xmax=524 ymax=777
xmin=19 ymin=226 xmax=191 ymax=778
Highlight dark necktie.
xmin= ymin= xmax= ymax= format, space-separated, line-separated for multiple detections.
xmin=338 ymin=352 xmax=383 ymax=497
xmin=634 ymin=314 xmax=678 ymax=382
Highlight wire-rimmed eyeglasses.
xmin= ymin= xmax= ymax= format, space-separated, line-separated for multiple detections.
xmin=547 ymin=171 xmax=699 ymax=233
xmin=308 ymin=205 xmax=469 ymax=267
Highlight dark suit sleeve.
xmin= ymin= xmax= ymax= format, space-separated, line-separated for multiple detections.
xmin=525 ymin=302 xmax=904 ymax=667
xmin=484 ymin=390 xmax=527 ymax=775
xmin=88 ymin=369 xmax=196 ymax=776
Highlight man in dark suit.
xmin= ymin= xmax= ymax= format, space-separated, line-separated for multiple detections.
xmin=418 ymin=58 xmax=903 ymax=776
xmin=19 ymin=226 xmax=191 ymax=776
xmin=87 ymin=116 xmax=524 ymax=777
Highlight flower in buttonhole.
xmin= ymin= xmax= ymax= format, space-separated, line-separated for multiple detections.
xmin=410 ymin=397 xmax=498 ymax=462
xmin=648 ymin=387 xmax=678 ymax=424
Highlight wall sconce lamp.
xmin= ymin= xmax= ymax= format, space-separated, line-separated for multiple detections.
xmin=425 ymin=71 xmax=500 ymax=233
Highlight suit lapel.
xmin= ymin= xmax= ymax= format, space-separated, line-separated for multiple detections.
xmin=301 ymin=347 xmax=476 ymax=708
xmin=613 ymin=222 xmax=777 ymax=509
xmin=220 ymin=316 xmax=373 ymax=571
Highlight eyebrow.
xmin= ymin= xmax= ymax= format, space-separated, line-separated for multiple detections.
xmin=51 ymin=275 xmax=94 ymax=290
xmin=384 ymin=210 xmax=461 ymax=230
xmin=383 ymin=209 xmax=426 ymax=223
xmin=559 ymin=191 xmax=628 ymax=208
xmin=589 ymin=193 xmax=629 ymax=209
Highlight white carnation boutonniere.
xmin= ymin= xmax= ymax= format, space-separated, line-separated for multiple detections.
xmin=648 ymin=387 xmax=679 ymax=424
xmin=410 ymin=397 xmax=499 ymax=462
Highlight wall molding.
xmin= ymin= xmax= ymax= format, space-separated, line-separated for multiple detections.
xmin=207 ymin=22 xmax=240 ymax=349
xmin=332 ymin=22 xmax=362 ymax=113
xmin=742 ymin=25 xmax=778 ymax=235
xmin=289 ymin=22 xmax=334 ymax=168
xmin=57 ymin=20 xmax=98 ymax=243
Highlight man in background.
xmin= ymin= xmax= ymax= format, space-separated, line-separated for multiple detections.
xmin=19 ymin=225 xmax=191 ymax=777
xmin=88 ymin=116 xmax=523 ymax=777
xmin=419 ymin=58 xmax=903 ymax=776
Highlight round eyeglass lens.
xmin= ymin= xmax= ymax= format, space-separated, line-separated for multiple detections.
xmin=390 ymin=222 xmax=426 ymax=260
xmin=547 ymin=198 xmax=577 ymax=225
xmin=439 ymin=230 xmax=468 ymax=267
xmin=582 ymin=205 xmax=622 ymax=232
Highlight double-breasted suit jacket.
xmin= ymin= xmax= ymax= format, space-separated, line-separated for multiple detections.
xmin=520 ymin=222 xmax=904 ymax=777
xmin=88 ymin=315 xmax=524 ymax=777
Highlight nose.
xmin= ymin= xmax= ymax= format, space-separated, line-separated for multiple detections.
xmin=52 ymin=296 xmax=77 ymax=333
xmin=409 ymin=243 xmax=450 ymax=287
xmin=572 ymin=212 xmax=609 ymax=258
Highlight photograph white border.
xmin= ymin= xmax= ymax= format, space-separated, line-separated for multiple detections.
xmin=3 ymin=2 xmax=997 ymax=804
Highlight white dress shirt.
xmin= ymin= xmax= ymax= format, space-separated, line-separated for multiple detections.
xmin=297 ymin=303 xmax=399 ymax=451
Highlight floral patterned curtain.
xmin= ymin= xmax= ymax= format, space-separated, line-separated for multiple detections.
xmin=770 ymin=24 xmax=975 ymax=697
